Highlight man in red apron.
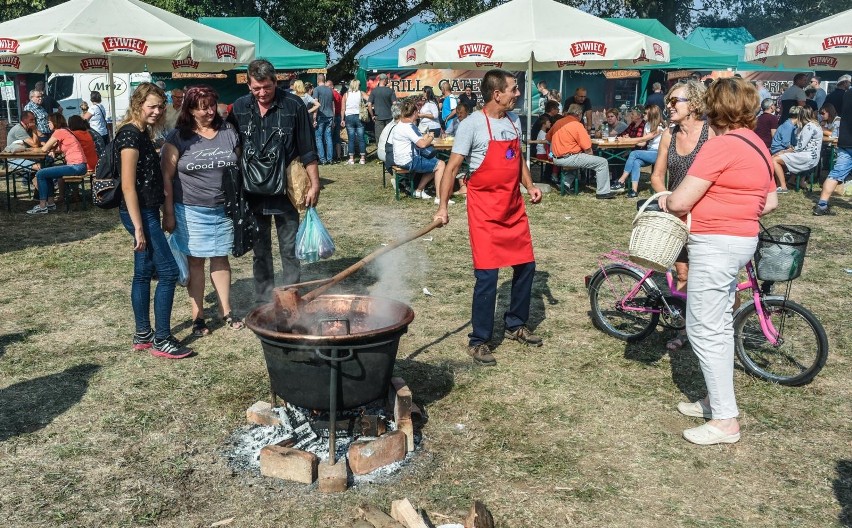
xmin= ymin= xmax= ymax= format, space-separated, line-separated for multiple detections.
xmin=434 ymin=69 xmax=543 ymax=366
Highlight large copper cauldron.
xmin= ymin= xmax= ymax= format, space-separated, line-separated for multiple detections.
xmin=245 ymin=295 xmax=415 ymax=411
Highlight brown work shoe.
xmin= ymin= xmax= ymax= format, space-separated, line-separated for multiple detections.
xmin=505 ymin=325 xmax=543 ymax=347
xmin=468 ymin=343 xmax=497 ymax=366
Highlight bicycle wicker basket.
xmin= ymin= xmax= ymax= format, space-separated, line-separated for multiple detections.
xmin=754 ymin=224 xmax=810 ymax=281
xmin=628 ymin=192 xmax=690 ymax=273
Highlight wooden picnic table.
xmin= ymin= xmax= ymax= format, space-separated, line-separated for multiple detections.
xmin=1 ymin=149 xmax=49 ymax=212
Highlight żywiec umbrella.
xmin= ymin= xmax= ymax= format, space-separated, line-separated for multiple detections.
xmin=397 ymin=0 xmax=669 ymax=163
xmin=744 ymin=8 xmax=852 ymax=70
xmin=0 ymin=0 xmax=255 ymax=128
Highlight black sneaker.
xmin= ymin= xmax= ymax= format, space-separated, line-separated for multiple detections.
xmin=812 ymin=204 xmax=832 ymax=216
xmin=505 ymin=326 xmax=543 ymax=347
xmin=626 ymin=190 xmax=638 ymax=198
xmin=611 ymin=182 xmax=625 ymax=191
xmin=132 ymin=329 xmax=154 ymax=350
xmin=596 ymin=192 xmax=616 ymax=200
xmin=467 ymin=343 xmax=497 ymax=366
xmin=151 ymin=335 xmax=193 ymax=359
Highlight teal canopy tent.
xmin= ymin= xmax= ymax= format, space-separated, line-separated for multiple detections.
xmin=357 ymin=23 xmax=450 ymax=72
xmin=199 ymin=17 xmax=326 ymax=71
xmin=685 ymin=27 xmax=798 ymax=72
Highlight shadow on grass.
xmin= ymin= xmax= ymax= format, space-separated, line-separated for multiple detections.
xmin=0 ymin=363 xmax=100 ymax=442
xmin=836 ymin=460 xmax=852 ymax=527
xmin=0 ymin=204 xmax=118 ymax=254
xmin=394 ymin=357 xmax=455 ymax=409
xmin=623 ymin=337 xmax=707 ymax=402
xmin=491 ymin=270 xmax=556 ymax=348
xmin=0 ymin=330 xmax=32 ymax=361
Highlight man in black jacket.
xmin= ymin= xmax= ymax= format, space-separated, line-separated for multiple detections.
xmin=228 ymin=59 xmax=321 ymax=302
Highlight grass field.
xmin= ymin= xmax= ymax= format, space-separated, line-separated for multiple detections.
xmin=0 ymin=162 xmax=850 ymax=527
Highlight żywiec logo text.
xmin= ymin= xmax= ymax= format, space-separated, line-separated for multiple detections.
xmin=102 ymin=37 xmax=148 ymax=55
xmin=822 ymin=35 xmax=852 ymax=50
xmin=172 ymin=58 xmax=200 ymax=69
xmin=653 ymin=43 xmax=664 ymax=58
xmin=755 ymin=42 xmax=770 ymax=56
xmin=406 ymin=48 xmax=416 ymax=63
xmin=0 ymin=56 xmax=20 ymax=69
xmin=216 ymin=43 xmax=237 ymax=59
xmin=570 ymin=41 xmax=606 ymax=57
xmin=557 ymin=60 xmax=586 ymax=67
xmin=80 ymin=57 xmax=109 ymax=70
xmin=458 ymin=43 xmax=494 ymax=59
xmin=808 ymin=55 xmax=838 ymax=68
xmin=0 ymin=38 xmax=20 ymax=54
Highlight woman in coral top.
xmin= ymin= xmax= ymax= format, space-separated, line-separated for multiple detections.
xmin=68 ymin=115 xmax=99 ymax=171
xmin=26 ymin=113 xmax=87 ymax=215
xmin=659 ymin=78 xmax=778 ymax=446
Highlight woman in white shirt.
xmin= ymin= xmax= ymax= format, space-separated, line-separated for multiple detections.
xmin=612 ymin=104 xmax=665 ymax=198
xmin=341 ymin=79 xmax=368 ymax=164
xmin=418 ymin=86 xmax=442 ymax=135
xmin=391 ymin=99 xmax=453 ymax=204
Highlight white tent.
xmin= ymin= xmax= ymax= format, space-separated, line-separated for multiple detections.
xmin=744 ymin=8 xmax=852 ymax=69
xmin=397 ymin=0 xmax=669 ymax=163
xmin=0 ymin=0 xmax=255 ymax=128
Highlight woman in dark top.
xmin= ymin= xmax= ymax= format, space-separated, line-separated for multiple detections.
xmin=161 ymin=85 xmax=243 ymax=337
xmin=118 ymin=82 xmax=191 ymax=359
xmin=650 ymin=80 xmax=714 ymax=351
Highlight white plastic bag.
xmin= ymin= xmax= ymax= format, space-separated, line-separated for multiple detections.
xmin=166 ymin=233 xmax=189 ymax=287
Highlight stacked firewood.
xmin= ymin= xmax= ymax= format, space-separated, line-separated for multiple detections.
xmin=350 ymin=499 xmax=494 ymax=528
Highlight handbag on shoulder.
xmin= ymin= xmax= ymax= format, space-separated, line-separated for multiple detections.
xmin=222 ymin=165 xmax=258 ymax=258
xmin=239 ymin=107 xmax=288 ymax=196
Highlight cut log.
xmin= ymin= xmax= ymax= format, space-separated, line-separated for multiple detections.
xmin=390 ymin=498 xmax=429 ymax=528
xmin=357 ymin=504 xmax=405 ymax=528
xmin=463 ymin=501 xmax=495 ymax=528
xmin=350 ymin=521 xmax=376 ymax=528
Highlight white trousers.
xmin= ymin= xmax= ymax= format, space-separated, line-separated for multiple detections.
xmin=686 ymin=233 xmax=758 ymax=420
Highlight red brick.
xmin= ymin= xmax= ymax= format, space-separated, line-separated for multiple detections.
xmin=246 ymin=401 xmax=281 ymax=426
xmin=390 ymin=378 xmax=413 ymax=423
xmin=259 ymin=445 xmax=318 ymax=484
xmin=347 ymin=430 xmax=407 ymax=475
xmin=317 ymin=460 xmax=348 ymax=493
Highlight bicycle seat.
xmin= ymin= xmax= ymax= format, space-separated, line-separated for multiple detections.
xmin=637 ymin=198 xmax=662 ymax=212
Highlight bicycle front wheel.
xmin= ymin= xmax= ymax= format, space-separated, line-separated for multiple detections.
xmin=589 ymin=265 xmax=659 ymax=342
xmin=734 ymin=297 xmax=828 ymax=386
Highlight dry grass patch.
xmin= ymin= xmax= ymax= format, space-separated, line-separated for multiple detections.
xmin=1 ymin=163 xmax=850 ymax=527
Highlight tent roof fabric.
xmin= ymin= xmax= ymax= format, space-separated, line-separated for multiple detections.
xmin=199 ymin=17 xmax=325 ymax=70
xmin=357 ymin=23 xmax=450 ymax=71
xmin=685 ymin=26 xmax=799 ymax=71
xmin=606 ymin=18 xmax=739 ymax=70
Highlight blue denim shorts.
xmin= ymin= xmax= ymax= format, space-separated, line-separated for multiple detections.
xmin=173 ymin=203 xmax=233 ymax=257
xmin=403 ymin=156 xmax=438 ymax=173
xmin=826 ymin=147 xmax=852 ymax=182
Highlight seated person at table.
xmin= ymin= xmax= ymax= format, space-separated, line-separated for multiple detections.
xmin=618 ymin=106 xmax=646 ymax=140
xmin=754 ymin=98 xmax=779 ymax=148
xmin=611 ymin=104 xmax=665 ymax=197
xmin=445 ymin=101 xmax=471 ymax=136
xmin=533 ymin=114 xmax=559 ymax=179
xmin=391 ymin=99 xmax=453 ymax=204
xmin=547 ymin=104 xmax=615 ymax=199
xmin=26 ymin=113 xmax=87 ymax=215
xmin=820 ymin=103 xmax=840 ymax=138
xmin=3 ymin=110 xmax=42 ymax=175
xmin=68 ymin=115 xmax=99 ymax=171
xmin=770 ymin=105 xmax=800 ymax=154
xmin=603 ymin=108 xmax=628 ymax=136
xmin=772 ymin=106 xmax=821 ymax=193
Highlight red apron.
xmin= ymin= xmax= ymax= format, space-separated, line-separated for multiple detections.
xmin=465 ymin=116 xmax=535 ymax=269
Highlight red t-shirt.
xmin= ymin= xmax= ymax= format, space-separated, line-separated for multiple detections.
xmin=72 ymin=130 xmax=98 ymax=170
xmin=687 ymin=129 xmax=774 ymax=237
xmin=52 ymin=128 xmax=86 ymax=166
xmin=754 ymin=112 xmax=779 ymax=148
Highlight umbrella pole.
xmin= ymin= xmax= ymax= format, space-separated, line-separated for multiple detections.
xmin=525 ymin=57 xmax=532 ymax=169
xmin=107 ymin=55 xmax=117 ymax=140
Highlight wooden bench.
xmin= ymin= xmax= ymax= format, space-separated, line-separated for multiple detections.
xmin=61 ymin=170 xmax=92 ymax=212
xmin=530 ymin=158 xmax=581 ymax=195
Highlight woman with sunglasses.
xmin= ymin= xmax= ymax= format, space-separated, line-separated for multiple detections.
xmin=659 ymin=78 xmax=777 ymax=446
xmin=611 ymin=104 xmax=665 ymax=197
xmin=649 ymin=80 xmax=715 ymax=351
xmin=820 ymin=103 xmax=840 ymax=138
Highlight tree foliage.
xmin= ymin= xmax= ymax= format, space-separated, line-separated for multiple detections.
xmin=696 ymin=0 xmax=852 ymax=39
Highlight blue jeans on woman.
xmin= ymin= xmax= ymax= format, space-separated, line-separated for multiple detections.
xmin=120 ymin=207 xmax=178 ymax=341
xmin=35 ymin=163 xmax=87 ymax=200
xmin=624 ymin=149 xmax=659 ymax=183
xmin=345 ymin=114 xmax=365 ymax=156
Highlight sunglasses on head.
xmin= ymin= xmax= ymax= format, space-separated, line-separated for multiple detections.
xmin=668 ymin=96 xmax=689 ymax=106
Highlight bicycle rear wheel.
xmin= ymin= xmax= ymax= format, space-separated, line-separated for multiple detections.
xmin=733 ymin=297 xmax=828 ymax=386
xmin=589 ymin=265 xmax=659 ymax=342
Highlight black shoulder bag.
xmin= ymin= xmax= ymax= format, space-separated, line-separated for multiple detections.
xmin=222 ymin=165 xmax=257 ymax=257
xmin=239 ymin=104 xmax=288 ymax=196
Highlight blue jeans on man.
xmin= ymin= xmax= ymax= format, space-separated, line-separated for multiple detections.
xmin=469 ymin=262 xmax=536 ymax=346
xmin=119 ymin=207 xmax=178 ymax=341
xmin=315 ymin=115 xmax=333 ymax=164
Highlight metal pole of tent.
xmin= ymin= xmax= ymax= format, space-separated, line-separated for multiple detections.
xmin=525 ymin=57 xmax=532 ymax=169
xmin=107 ymin=56 xmax=117 ymax=140
xmin=3 ymin=73 xmax=11 ymax=123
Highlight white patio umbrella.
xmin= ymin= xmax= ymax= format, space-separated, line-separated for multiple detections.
xmin=744 ymin=8 xmax=852 ymax=69
xmin=397 ymin=0 xmax=669 ymax=164
xmin=0 ymin=0 xmax=255 ymax=130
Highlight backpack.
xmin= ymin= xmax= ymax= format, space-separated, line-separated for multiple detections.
xmin=91 ymin=140 xmax=121 ymax=209
xmin=384 ymin=123 xmax=397 ymax=171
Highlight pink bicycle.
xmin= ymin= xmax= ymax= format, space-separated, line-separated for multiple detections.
xmin=585 ymin=240 xmax=828 ymax=386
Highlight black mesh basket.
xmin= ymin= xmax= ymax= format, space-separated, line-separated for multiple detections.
xmin=754 ymin=225 xmax=810 ymax=281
